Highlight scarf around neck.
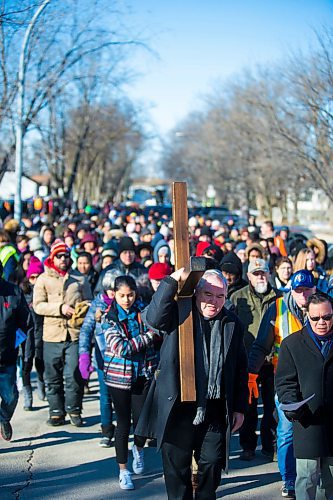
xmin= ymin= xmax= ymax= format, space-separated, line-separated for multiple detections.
xmin=193 ymin=309 xmax=225 ymax=425
xmin=306 ymin=322 xmax=333 ymax=359
xmin=44 ymin=257 xmax=67 ymax=277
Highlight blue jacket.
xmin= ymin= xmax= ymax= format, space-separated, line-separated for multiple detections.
xmin=103 ymin=300 xmax=159 ymax=390
xmin=79 ymin=292 xmax=110 ymax=370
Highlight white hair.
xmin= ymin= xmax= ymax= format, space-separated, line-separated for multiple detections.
xmin=195 ymin=269 xmax=228 ymax=293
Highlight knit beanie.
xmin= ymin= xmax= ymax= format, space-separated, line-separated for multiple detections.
xmin=28 ymin=236 xmax=43 ymax=252
xmin=102 ymin=248 xmax=118 ymax=259
xmin=148 ymin=263 xmax=172 ymax=280
xmin=118 ymin=236 xmax=135 ymax=254
xmin=80 ymin=232 xmax=98 ymax=248
xmin=26 ymin=256 xmax=44 ymax=278
xmin=103 ymin=239 xmax=119 ymax=253
xmin=202 ymin=244 xmax=224 ymax=264
xmin=200 ymin=226 xmax=212 ymax=237
xmin=220 ymin=252 xmax=243 ymax=276
xmin=136 ymin=243 xmax=153 ymax=257
xmin=50 ymin=239 xmax=70 ymax=261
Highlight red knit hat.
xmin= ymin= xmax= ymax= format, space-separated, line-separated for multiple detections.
xmin=26 ymin=256 xmax=44 ymax=278
xmin=195 ymin=241 xmax=210 ymax=256
xmin=148 ymin=262 xmax=172 ymax=280
xmin=50 ymin=239 xmax=70 ymax=261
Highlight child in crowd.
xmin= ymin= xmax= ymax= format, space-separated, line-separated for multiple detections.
xmin=103 ymin=275 xmax=160 ymax=490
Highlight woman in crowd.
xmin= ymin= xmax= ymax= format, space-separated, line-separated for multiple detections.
xmin=20 ymin=256 xmax=45 ymax=410
xmin=13 ymin=249 xmax=33 ymax=285
xmin=75 ymin=251 xmax=99 ymax=293
xmin=293 ymin=247 xmax=327 ymax=291
xmin=270 ymin=256 xmax=293 ymax=290
xmin=79 ymin=269 xmax=122 ymax=447
xmin=103 ymin=275 xmax=160 ymax=490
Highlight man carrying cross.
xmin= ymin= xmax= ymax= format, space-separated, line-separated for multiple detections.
xmin=136 ymin=266 xmax=248 ymax=498
xmin=136 ymin=182 xmax=248 ymax=499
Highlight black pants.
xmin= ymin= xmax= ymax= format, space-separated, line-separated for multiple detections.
xmin=162 ymin=401 xmax=226 ymax=500
xmin=22 ymin=358 xmax=44 ymax=387
xmin=239 ymin=363 xmax=276 ymax=452
xmin=43 ymin=340 xmax=84 ymax=417
xmin=108 ymin=377 xmax=150 ymax=464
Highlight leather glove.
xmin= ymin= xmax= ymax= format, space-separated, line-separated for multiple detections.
xmin=248 ymin=373 xmax=259 ymax=404
xmin=79 ymin=352 xmax=94 ymax=380
xmin=284 ymin=405 xmax=310 ymax=423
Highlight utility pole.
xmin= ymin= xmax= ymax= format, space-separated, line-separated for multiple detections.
xmin=14 ymin=0 xmax=51 ymax=222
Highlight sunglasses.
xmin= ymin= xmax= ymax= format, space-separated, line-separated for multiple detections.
xmin=55 ymin=253 xmax=70 ymax=259
xmin=29 ymin=275 xmax=39 ymax=280
xmin=308 ymin=314 xmax=333 ymax=322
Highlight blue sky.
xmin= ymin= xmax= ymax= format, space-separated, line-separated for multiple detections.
xmin=124 ymin=0 xmax=333 ymax=136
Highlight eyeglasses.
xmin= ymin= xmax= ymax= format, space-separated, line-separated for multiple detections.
xmin=309 ymin=314 xmax=333 ymax=322
xmin=55 ymin=253 xmax=70 ymax=260
xmin=29 ymin=275 xmax=39 ymax=280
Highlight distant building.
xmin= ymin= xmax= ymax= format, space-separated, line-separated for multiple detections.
xmin=0 ymin=172 xmax=50 ymax=200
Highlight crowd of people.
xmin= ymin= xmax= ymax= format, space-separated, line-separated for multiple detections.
xmin=1 ymin=204 xmax=333 ymax=499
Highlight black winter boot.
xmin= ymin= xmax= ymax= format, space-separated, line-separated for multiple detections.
xmin=37 ymin=380 xmax=46 ymax=401
xmin=22 ymin=385 xmax=33 ymax=411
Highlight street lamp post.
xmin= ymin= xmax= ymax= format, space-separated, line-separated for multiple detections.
xmin=14 ymin=0 xmax=51 ymax=222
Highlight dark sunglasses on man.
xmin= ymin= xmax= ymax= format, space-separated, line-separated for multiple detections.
xmin=55 ymin=253 xmax=70 ymax=260
xmin=308 ymin=314 xmax=333 ymax=322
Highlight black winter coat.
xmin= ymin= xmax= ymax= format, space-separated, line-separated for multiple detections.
xmin=0 ymin=278 xmax=32 ymax=367
xmin=23 ymin=286 xmax=44 ymax=360
xmin=135 ymin=276 xmax=248 ymax=469
xmin=276 ymin=327 xmax=333 ymax=459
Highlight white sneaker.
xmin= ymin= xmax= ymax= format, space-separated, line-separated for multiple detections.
xmin=119 ymin=469 xmax=134 ymax=490
xmin=132 ymin=444 xmax=145 ymax=474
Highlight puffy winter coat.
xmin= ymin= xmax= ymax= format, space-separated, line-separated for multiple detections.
xmin=33 ymin=264 xmax=92 ymax=342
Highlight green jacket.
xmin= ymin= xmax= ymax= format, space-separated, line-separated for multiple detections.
xmin=230 ymin=284 xmax=282 ymax=354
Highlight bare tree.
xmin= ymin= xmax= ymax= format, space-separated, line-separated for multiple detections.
xmin=0 ymin=0 xmax=145 ymax=181
xmin=159 ymin=28 xmax=332 ymax=218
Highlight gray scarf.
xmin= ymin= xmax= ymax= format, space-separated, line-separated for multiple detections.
xmin=193 ymin=310 xmax=225 ymax=425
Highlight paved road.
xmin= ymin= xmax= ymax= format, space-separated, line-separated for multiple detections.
xmin=1 ymin=374 xmax=283 ymax=499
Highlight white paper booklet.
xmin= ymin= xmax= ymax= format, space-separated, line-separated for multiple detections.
xmin=279 ymin=393 xmax=315 ymax=411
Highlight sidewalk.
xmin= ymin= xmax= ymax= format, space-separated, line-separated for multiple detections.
xmin=1 ymin=374 xmax=282 ymax=499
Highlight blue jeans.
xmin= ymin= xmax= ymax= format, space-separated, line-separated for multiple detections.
xmin=97 ymin=368 xmax=113 ymax=426
xmin=0 ymin=365 xmax=18 ymax=423
xmin=275 ymin=394 xmax=296 ymax=482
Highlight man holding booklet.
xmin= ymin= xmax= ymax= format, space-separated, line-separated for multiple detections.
xmin=276 ymin=292 xmax=333 ymax=500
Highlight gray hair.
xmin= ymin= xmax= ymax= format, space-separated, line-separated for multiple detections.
xmin=101 ymin=269 xmax=123 ymax=291
xmin=195 ymin=269 xmax=228 ymax=293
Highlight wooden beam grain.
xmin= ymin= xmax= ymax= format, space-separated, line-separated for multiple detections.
xmin=172 ymin=181 xmax=196 ymax=401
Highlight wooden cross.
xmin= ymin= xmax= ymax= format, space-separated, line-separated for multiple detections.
xmin=172 ymin=181 xmax=207 ymax=401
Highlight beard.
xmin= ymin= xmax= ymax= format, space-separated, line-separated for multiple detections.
xmin=254 ymin=282 xmax=268 ymax=294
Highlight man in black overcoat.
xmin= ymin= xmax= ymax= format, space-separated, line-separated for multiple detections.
xmin=276 ymin=292 xmax=333 ymax=500
xmin=136 ymin=268 xmax=248 ymax=499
